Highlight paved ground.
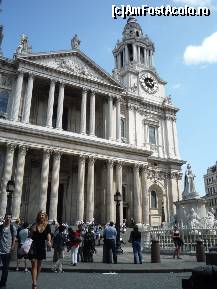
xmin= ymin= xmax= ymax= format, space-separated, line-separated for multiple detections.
xmin=9 ymin=245 xmax=204 ymax=273
xmin=4 ymin=271 xmax=192 ymax=289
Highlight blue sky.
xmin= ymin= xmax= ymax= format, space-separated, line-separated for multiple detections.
xmin=1 ymin=0 xmax=217 ymax=195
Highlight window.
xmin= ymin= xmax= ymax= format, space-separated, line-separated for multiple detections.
xmin=140 ymin=48 xmax=144 ymax=63
xmin=121 ymin=118 xmax=125 ymax=140
xmin=0 ymin=89 xmax=9 ymax=113
xmin=151 ymin=191 xmax=157 ymax=208
xmin=127 ymin=44 xmax=133 ymax=62
xmin=121 ymin=51 xmax=124 ymax=67
xmin=149 ymin=126 xmax=156 ymax=145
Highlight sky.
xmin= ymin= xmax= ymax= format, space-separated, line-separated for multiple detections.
xmin=1 ymin=0 xmax=217 ymax=195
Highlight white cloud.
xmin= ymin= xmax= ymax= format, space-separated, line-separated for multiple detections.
xmin=184 ymin=32 xmax=217 ymax=65
xmin=174 ymin=0 xmax=212 ymax=7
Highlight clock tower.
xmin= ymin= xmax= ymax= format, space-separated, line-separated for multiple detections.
xmin=113 ymin=17 xmax=166 ymax=104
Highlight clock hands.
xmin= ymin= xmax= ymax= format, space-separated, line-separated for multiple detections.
xmin=145 ymin=77 xmax=154 ymax=89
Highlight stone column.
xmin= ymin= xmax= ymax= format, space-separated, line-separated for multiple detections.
xmin=0 ymin=143 xmax=16 ymax=217
xmin=141 ymin=165 xmax=149 ymax=225
xmin=49 ymin=151 xmax=61 ymax=221
xmin=138 ymin=46 xmax=141 ymax=63
xmin=106 ymin=159 xmax=114 ymax=222
xmin=124 ymin=46 xmax=128 ymax=64
xmin=22 ymin=73 xmax=34 ymax=123
xmin=39 ymin=149 xmax=51 ymax=212
xmin=89 ymin=91 xmax=95 ymax=136
xmin=108 ymin=95 xmax=113 ymax=140
xmin=116 ymin=161 xmax=123 ymax=224
xmin=86 ymin=156 xmax=95 ymax=222
xmin=80 ymin=88 xmax=87 ymax=134
xmin=12 ymin=145 xmax=27 ymax=219
xmin=133 ymin=164 xmax=142 ymax=224
xmin=11 ymin=71 xmax=24 ymax=121
xmin=56 ymin=82 xmax=65 ymax=129
xmin=46 ymin=79 xmax=56 ymax=127
xmin=172 ymin=119 xmax=180 ymax=159
xmin=76 ymin=155 xmax=86 ymax=222
xmin=116 ymin=98 xmax=121 ymax=142
xmin=133 ymin=44 xmax=137 ymax=62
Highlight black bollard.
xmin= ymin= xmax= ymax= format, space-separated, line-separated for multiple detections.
xmin=151 ymin=239 xmax=161 ymax=263
xmin=196 ymin=239 xmax=206 ymax=262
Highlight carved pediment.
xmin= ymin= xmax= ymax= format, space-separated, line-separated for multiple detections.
xmin=18 ymin=50 xmax=120 ymax=87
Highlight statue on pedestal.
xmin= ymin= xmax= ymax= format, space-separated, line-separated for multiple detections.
xmin=182 ymin=164 xmax=198 ymax=199
xmin=16 ymin=34 xmax=32 ymax=54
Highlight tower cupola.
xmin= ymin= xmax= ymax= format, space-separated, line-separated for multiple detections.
xmin=113 ymin=17 xmax=155 ymax=75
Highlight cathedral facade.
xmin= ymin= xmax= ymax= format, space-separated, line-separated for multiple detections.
xmin=0 ymin=18 xmax=184 ymax=225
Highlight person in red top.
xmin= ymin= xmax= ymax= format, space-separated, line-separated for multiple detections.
xmin=69 ymin=229 xmax=81 ymax=266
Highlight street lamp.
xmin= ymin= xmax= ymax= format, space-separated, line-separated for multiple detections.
xmin=114 ymin=191 xmax=123 ymax=254
xmin=6 ymin=178 xmax=15 ymax=215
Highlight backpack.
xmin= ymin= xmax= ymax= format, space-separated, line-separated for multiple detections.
xmin=0 ymin=224 xmax=15 ymax=240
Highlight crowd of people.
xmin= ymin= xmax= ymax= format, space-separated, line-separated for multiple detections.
xmin=0 ymin=212 xmax=184 ymax=289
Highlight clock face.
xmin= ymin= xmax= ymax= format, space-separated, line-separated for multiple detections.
xmin=139 ymin=72 xmax=158 ymax=94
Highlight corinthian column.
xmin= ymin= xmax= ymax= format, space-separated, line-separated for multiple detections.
xmin=0 ymin=143 xmax=16 ymax=217
xmin=106 ymin=159 xmax=114 ymax=222
xmin=108 ymin=95 xmax=113 ymax=140
xmin=133 ymin=164 xmax=142 ymax=224
xmin=46 ymin=79 xmax=55 ymax=127
xmin=39 ymin=149 xmax=51 ymax=212
xmin=12 ymin=145 xmax=28 ymax=219
xmin=116 ymin=161 xmax=123 ymax=224
xmin=141 ymin=165 xmax=149 ymax=225
xmin=80 ymin=88 xmax=87 ymax=134
xmin=76 ymin=155 xmax=86 ymax=222
xmin=56 ymin=82 xmax=65 ymax=129
xmin=49 ymin=151 xmax=61 ymax=221
xmin=116 ymin=98 xmax=121 ymax=142
xmin=86 ymin=156 xmax=95 ymax=222
xmin=22 ymin=73 xmax=34 ymax=123
xmin=11 ymin=71 xmax=24 ymax=121
xmin=89 ymin=91 xmax=95 ymax=136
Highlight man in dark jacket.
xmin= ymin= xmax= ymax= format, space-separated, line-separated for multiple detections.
xmin=0 ymin=214 xmax=16 ymax=288
xmin=129 ymin=225 xmax=142 ymax=264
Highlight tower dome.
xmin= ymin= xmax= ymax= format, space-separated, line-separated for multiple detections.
xmin=123 ymin=17 xmax=143 ymax=40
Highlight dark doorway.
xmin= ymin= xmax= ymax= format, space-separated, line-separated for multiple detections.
xmin=123 ymin=207 xmax=127 ymax=220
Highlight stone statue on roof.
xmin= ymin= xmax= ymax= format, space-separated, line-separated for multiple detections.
xmin=71 ymin=34 xmax=81 ymax=49
xmin=16 ymin=34 xmax=32 ymax=54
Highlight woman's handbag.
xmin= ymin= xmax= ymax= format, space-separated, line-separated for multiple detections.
xmin=19 ymin=238 xmax=33 ymax=255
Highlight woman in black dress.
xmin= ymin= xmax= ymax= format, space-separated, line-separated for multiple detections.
xmin=172 ymin=225 xmax=183 ymax=259
xmin=29 ymin=211 xmax=51 ymax=289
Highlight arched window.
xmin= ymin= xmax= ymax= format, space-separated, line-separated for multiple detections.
xmin=151 ymin=190 xmax=157 ymax=208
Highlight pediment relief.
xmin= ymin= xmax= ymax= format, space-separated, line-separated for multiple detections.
xmin=20 ymin=52 xmax=119 ymax=86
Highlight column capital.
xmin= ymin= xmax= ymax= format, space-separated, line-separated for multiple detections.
xmin=28 ymin=72 xmax=35 ymax=79
xmin=17 ymin=69 xmax=25 ymax=75
xmin=58 ymin=80 xmax=65 ymax=87
xmin=107 ymin=159 xmax=114 ymax=168
xmin=90 ymin=90 xmax=96 ymax=96
xmin=141 ymin=163 xmax=149 ymax=172
xmin=18 ymin=145 xmax=28 ymax=155
xmin=108 ymin=94 xmax=113 ymax=101
xmin=79 ymin=154 xmax=87 ymax=163
xmin=53 ymin=150 xmax=62 ymax=160
xmin=116 ymin=160 xmax=123 ymax=169
xmin=6 ymin=143 xmax=16 ymax=152
xmin=43 ymin=148 xmax=52 ymax=155
xmin=88 ymin=155 xmax=96 ymax=164
xmin=81 ymin=87 xmax=88 ymax=94
xmin=50 ymin=78 xmax=56 ymax=85
xmin=134 ymin=163 xmax=140 ymax=172
xmin=116 ymin=96 xmax=121 ymax=103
